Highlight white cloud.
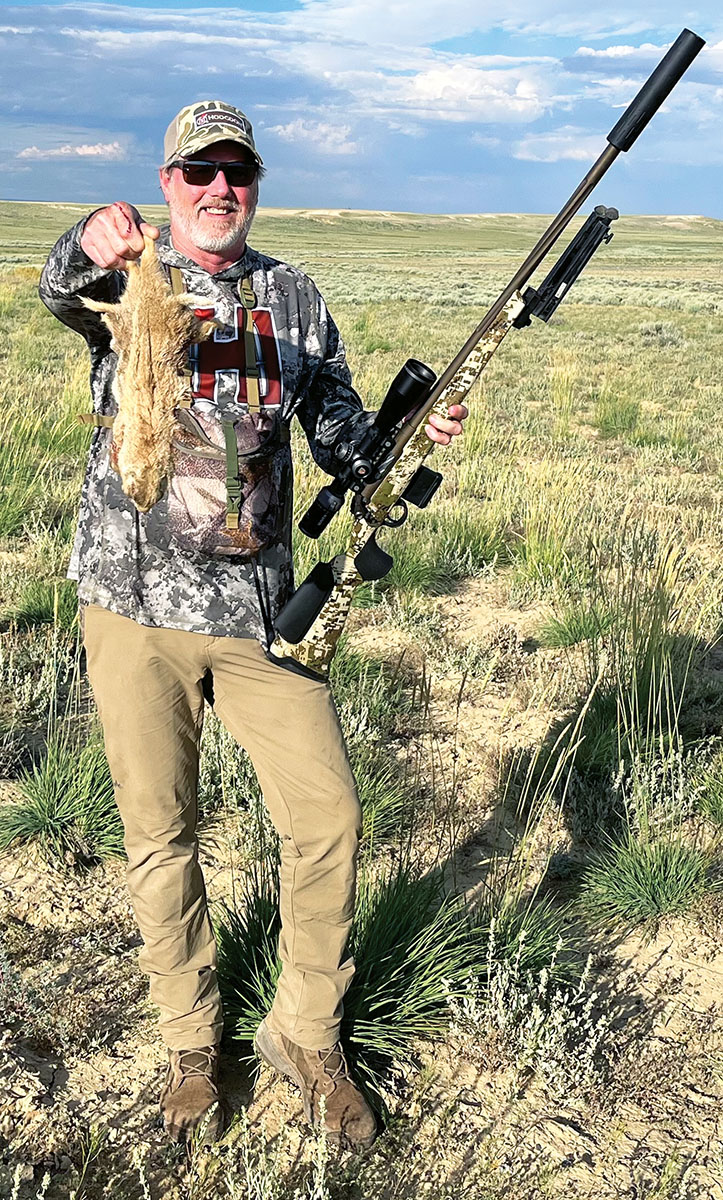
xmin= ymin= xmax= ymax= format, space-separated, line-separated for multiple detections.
xmin=574 ymin=41 xmax=665 ymax=59
xmin=513 ymin=126 xmax=606 ymax=161
xmin=267 ymin=119 xmax=359 ymax=155
xmin=381 ymin=62 xmax=555 ymax=123
xmin=18 ymin=140 xmax=127 ymax=160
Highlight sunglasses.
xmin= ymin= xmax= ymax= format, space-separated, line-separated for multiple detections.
xmin=171 ymin=159 xmax=258 ymax=187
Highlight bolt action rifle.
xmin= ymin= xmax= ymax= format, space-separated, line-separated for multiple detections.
xmin=269 ymin=28 xmax=705 ymax=679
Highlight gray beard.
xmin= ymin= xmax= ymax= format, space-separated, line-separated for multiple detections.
xmin=172 ymin=200 xmax=257 ymax=254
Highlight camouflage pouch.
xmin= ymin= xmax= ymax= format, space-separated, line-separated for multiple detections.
xmin=167 ymin=407 xmax=290 ymax=557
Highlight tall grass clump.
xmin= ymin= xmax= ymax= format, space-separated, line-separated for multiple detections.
xmin=0 ymin=734 xmax=123 ymax=867
xmin=509 ymin=461 xmax=598 ymax=598
xmin=579 ymin=834 xmax=714 ymax=932
xmin=217 ymin=840 xmax=575 ymax=1104
xmin=2 ymin=579 xmax=78 ymax=633
xmin=349 ymin=741 xmax=415 ymax=844
xmin=593 ymin=378 xmax=641 ymax=439
xmin=548 ymin=351 xmax=578 ymax=440
xmin=330 ymin=641 xmax=411 ymax=738
xmin=538 ymin=600 xmax=614 ymax=648
xmin=0 ymin=411 xmax=53 ymax=537
xmin=218 ymin=863 xmax=478 ymax=1095
xmin=415 ymin=501 xmax=510 ymax=579
xmin=556 ymin=528 xmax=717 ymax=838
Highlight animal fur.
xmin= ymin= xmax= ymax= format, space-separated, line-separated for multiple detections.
xmin=83 ymin=236 xmax=217 ymax=511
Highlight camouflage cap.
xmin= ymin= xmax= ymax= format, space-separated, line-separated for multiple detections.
xmin=162 ymin=100 xmax=263 ymax=167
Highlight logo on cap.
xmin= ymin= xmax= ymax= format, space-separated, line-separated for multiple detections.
xmin=195 ymin=109 xmax=249 ymax=134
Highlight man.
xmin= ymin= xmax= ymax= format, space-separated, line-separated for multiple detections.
xmin=39 ymin=101 xmax=467 ymax=1150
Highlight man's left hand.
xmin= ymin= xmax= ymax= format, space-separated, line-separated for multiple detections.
xmin=425 ymin=404 xmax=469 ymax=445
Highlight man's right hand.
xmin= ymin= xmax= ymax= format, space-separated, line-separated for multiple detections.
xmin=80 ymin=202 xmax=160 ymax=270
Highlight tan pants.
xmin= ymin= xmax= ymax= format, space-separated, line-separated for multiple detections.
xmin=82 ymin=603 xmax=361 ymax=1051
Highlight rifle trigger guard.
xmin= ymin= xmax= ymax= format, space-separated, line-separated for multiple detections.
xmin=382 ymin=499 xmax=408 ymax=528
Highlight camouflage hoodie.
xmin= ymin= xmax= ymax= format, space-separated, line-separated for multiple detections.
xmin=39 ymin=218 xmax=371 ymax=644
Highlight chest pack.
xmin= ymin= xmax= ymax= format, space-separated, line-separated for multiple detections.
xmin=78 ymin=267 xmax=289 ymax=558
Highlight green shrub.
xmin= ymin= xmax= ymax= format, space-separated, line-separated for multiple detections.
xmin=3 ymin=578 xmax=78 ymax=632
xmin=579 ymin=835 xmax=713 ymax=931
xmin=0 ymin=736 xmax=123 ymax=867
xmin=349 ymin=741 xmax=415 ymax=844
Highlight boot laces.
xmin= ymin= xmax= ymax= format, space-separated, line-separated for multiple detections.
xmin=316 ymin=1042 xmax=351 ymax=1085
xmin=176 ymin=1047 xmax=217 ymax=1081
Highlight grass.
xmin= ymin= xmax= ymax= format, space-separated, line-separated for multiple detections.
xmin=329 ymin=641 xmax=412 ymax=737
xmin=2 ymin=578 xmax=78 ymax=633
xmin=695 ymin=750 xmax=723 ymax=825
xmin=579 ymin=834 xmax=714 ymax=931
xmin=0 ymin=734 xmax=123 ymax=868
xmin=217 ymin=853 xmax=574 ymax=1107
xmin=3 ymin=204 xmax=723 ymax=1198
xmin=0 ymin=623 xmax=80 ymax=744
xmin=349 ymin=740 xmax=416 ymax=844
xmin=594 ymin=382 xmax=641 ymax=438
xmin=198 ymin=708 xmax=262 ymax=814
xmin=538 ymin=600 xmax=614 ymax=648
xmin=219 ymin=863 xmax=471 ymax=1091
xmin=560 ymin=532 xmax=714 ymax=802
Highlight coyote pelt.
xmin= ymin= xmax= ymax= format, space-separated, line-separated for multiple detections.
xmin=83 ymin=236 xmax=217 ymax=512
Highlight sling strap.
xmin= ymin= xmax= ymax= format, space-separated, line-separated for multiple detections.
xmin=222 ymin=419 xmax=242 ymax=530
xmin=169 ymin=265 xmax=194 ymax=404
xmin=237 ymin=275 xmax=261 ymax=414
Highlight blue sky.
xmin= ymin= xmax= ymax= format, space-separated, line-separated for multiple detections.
xmin=3 ymin=1 xmax=723 ymax=215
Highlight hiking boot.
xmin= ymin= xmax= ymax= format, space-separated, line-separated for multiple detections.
xmin=254 ymin=1018 xmax=377 ymax=1151
xmin=159 ymin=1045 xmax=224 ymax=1144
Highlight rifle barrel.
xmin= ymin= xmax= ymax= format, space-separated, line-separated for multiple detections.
xmin=402 ymin=142 xmax=619 ymax=435
xmin=402 ymin=27 xmax=705 ymax=440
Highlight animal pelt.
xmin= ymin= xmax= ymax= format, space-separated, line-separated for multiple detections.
xmin=83 ymin=235 xmax=217 ymax=512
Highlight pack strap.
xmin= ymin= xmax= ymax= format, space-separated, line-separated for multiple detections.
xmin=237 ymin=276 xmax=261 ymax=414
xmin=77 ymin=413 xmax=114 ymax=428
xmin=168 ymin=267 xmax=194 ymax=379
xmin=222 ymin=419 xmax=242 ymax=530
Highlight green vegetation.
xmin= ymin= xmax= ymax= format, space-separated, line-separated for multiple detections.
xmin=695 ymin=749 xmax=723 ymax=825
xmin=2 ymin=203 xmax=723 ymax=1197
xmin=579 ymin=835 xmax=715 ymax=932
xmin=217 ymin=859 xmax=570 ymax=1104
xmin=0 ymin=735 xmax=123 ymax=867
xmin=2 ymin=578 xmax=78 ymax=632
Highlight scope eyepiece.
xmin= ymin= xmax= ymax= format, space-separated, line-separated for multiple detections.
xmin=298 ymin=483 xmax=345 ymax=539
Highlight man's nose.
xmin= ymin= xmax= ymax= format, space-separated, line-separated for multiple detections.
xmin=206 ymin=168 xmax=234 ymax=196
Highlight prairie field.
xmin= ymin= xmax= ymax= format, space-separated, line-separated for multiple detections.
xmin=2 ymin=198 xmax=723 ymax=1199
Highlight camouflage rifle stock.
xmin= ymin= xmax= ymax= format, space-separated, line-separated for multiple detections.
xmin=268 ymin=29 xmax=705 ymax=680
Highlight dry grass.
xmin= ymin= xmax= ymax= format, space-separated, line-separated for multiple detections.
xmin=2 ymin=204 xmax=723 ymax=1198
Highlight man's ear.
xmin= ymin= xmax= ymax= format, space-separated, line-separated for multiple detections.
xmin=159 ymin=167 xmax=172 ymax=203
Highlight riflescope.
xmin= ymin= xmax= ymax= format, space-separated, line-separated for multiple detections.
xmin=299 ymin=358 xmax=437 ymax=538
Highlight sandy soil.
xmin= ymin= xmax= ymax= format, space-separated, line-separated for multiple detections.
xmin=1 ymin=580 xmax=722 ymax=1197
